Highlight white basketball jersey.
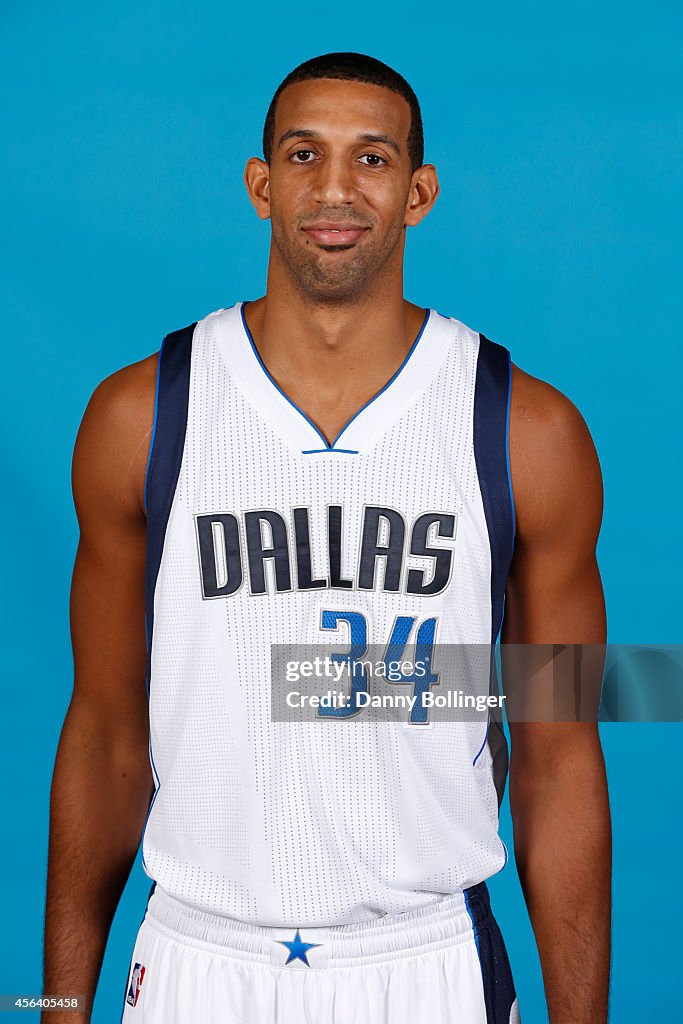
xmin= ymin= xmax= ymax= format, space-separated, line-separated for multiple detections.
xmin=141 ymin=302 xmax=515 ymax=927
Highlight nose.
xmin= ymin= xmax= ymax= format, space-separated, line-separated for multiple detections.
xmin=310 ymin=155 xmax=359 ymax=206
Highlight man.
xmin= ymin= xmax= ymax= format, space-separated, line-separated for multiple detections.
xmin=43 ymin=52 xmax=611 ymax=1024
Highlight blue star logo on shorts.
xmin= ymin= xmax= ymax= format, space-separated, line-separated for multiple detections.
xmin=277 ymin=929 xmax=322 ymax=966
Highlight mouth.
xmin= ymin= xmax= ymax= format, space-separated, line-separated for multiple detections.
xmin=301 ymin=223 xmax=369 ymax=247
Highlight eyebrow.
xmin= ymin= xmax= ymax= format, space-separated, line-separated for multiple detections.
xmin=277 ymin=128 xmax=401 ymax=156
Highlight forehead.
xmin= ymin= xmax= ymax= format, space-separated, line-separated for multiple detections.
xmin=274 ymin=78 xmax=411 ymax=149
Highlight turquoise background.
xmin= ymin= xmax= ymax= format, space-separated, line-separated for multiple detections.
xmin=1 ymin=1 xmax=681 ymax=1020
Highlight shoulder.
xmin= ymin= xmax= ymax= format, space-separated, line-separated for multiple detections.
xmin=510 ymin=363 xmax=596 ymax=455
xmin=78 ymin=351 xmax=159 ymax=448
xmin=72 ymin=352 xmax=159 ymax=522
xmin=508 ymin=364 xmax=603 ymax=540
xmin=509 ymin=363 xmax=599 ymax=468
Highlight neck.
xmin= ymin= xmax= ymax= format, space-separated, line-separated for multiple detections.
xmin=244 ymin=249 xmax=425 ymax=386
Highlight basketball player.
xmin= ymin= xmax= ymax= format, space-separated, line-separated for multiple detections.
xmin=42 ymin=53 xmax=611 ymax=1024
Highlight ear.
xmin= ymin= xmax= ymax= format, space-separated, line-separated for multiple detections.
xmin=404 ymin=164 xmax=440 ymax=228
xmin=244 ymin=157 xmax=271 ymax=220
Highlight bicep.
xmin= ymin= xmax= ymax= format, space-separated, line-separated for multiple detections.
xmin=502 ymin=368 xmax=606 ymax=646
xmin=67 ymin=361 xmax=155 ymax=757
xmin=502 ymin=368 xmax=607 ymax=763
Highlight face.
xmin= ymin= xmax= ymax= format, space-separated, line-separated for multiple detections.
xmin=245 ymin=78 xmax=439 ymax=302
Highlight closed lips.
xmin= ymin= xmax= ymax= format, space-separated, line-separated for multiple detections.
xmin=302 ymin=224 xmax=369 ymax=243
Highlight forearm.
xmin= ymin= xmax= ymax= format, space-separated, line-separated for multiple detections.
xmin=42 ymin=707 xmax=152 ymax=1023
xmin=510 ymin=730 xmax=611 ymax=1024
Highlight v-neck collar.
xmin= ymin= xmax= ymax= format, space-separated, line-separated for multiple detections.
xmin=214 ymin=301 xmax=452 ymax=457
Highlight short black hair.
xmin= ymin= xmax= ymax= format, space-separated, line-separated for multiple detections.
xmin=262 ymin=52 xmax=424 ymax=172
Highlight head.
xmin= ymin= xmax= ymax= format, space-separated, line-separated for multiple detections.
xmin=244 ymin=52 xmax=439 ymax=303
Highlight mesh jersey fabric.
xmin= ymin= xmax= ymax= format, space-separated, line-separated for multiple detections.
xmin=141 ymin=303 xmax=515 ymax=927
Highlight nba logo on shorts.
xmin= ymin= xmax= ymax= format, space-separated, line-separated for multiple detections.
xmin=126 ymin=963 xmax=146 ymax=1007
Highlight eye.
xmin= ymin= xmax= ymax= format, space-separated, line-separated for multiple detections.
xmin=358 ymin=153 xmax=386 ymax=167
xmin=290 ymin=149 xmax=316 ymax=163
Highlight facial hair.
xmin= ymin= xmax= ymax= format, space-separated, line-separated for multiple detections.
xmin=269 ymin=204 xmax=408 ymax=304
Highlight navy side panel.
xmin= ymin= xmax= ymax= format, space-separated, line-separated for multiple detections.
xmin=473 ymin=334 xmax=515 ymax=806
xmin=473 ymin=334 xmax=515 ymax=641
xmin=464 ymin=882 xmax=518 ymax=1024
xmin=138 ymin=324 xmax=195 ymax=879
xmin=144 ymin=322 xmax=196 ymax=696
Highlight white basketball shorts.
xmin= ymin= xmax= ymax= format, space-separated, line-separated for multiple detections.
xmin=120 ymin=881 xmax=520 ymax=1023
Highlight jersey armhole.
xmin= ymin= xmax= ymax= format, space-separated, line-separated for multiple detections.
xmin=143 ymin=321 xmax=196 ymax=691
xmin=473 ymin=333 xmax=516 ymax=643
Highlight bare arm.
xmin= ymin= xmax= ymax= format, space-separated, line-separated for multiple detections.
xmin=42 ymin=355 xmax=157 ymax=1023
xmin=503 ymin=366 xmax=611 ymax=1023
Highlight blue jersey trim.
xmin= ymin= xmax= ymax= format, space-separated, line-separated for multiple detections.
xmin=139 ymin=727 xmax=160 ymax=873
xmin=473 ymin=719 xmax=490 ymax=766
xmin=240 ymin=302 xmax=431 ymax=451
xmin=240 ymin=302 xmax=331 ymax=449
xmin=505 ymin=349 xmax=516 ymax=548
xmin=301 ymin=448 xmax=359 ymax=455
xmin=142 ymin=339 xmax=164 ymax=517
xmin=332 ymin=307 xmax=431 ymax=448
